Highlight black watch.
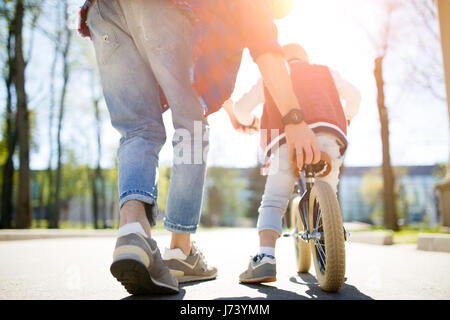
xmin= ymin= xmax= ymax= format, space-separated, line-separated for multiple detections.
xmin=281 ymin=108 xmax=305 ymax=127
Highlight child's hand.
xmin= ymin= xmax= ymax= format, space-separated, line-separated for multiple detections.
xmin=223 ymin=99 xmax=259 ymax=135
xmin=228 ymin=112 xmax=259 ymax=135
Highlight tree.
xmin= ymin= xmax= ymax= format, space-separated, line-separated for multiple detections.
xmin=51 ymin=1 xmax=73 ymax=228
xmin=13 ymin=0 xmax=31 ymax=228
xmin=0 ymin=0 xmax=40 ymax=228
xmin=43 ymin=1 xmax=63 ymax=228
xmin=374 ymin=54 xmax=399 ymax=231
xmin=408 ymin=0 xmax=445 ymax=102
xmin=0 ymin=2 xmax=17 ymax=228
xmin=359 ymin=0 xmax=400 ymax=231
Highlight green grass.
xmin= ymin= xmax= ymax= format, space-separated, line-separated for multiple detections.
xmin=352 ymin=225 xmax=450 ymax=244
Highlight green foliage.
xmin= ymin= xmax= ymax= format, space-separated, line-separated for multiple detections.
xmin=245 ymin=165 xmax=266 ymax=219
xmin=432 ymin=162 xmax=448 ymax=179
xmin=202 ymin=167 xmax=248 ymax=226
xmin=359 ymin=167 xmax=408 ymax=224
xmin=156 ymin=167 xmax=171 ymax=213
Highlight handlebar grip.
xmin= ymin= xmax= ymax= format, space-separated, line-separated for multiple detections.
xmin=293 ymin=151 xmax=333 ymax=178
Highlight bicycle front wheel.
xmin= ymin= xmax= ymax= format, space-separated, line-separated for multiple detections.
xmin=308 ymin=180 xmax=346 ymax=292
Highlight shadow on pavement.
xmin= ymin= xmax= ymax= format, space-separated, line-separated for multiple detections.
xmin=214 ymin=283 xmax=310 ymax=300
xmin=121 ymin=274 xmax=373 ymax=300
xmin=214 ymin=273 xmax=374 ymax=300
xmin=289 ymin=273 xmax=374 ymax=300
xmin=121 ymin=279 xmax=216 ymax=300
xmin=121 ymin=288 xmax=187 ymax=300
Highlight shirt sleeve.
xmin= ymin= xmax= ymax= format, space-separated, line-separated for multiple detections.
xmin=237 ymin=0 xmax=284 ymax=61
xmin=233 ymin=78 xmax=265 ymax=125
xmin=330 ymin=68 xmax=361 ymax=121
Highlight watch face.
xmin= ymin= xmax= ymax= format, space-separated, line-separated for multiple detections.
xmin=283 ymin=109 xmax=304 ymax=126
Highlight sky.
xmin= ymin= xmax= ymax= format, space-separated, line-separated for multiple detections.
xmin=161 ymin=0 xmax=450 ymax=168
xmin=5 ymin=0 xmax=449 ymax=170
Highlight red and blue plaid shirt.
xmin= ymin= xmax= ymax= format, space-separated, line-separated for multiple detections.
xmin=79 ymin=0 xmax=282 ymax=116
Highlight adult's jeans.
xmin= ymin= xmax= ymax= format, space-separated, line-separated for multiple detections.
xmin=87 ymin=0 xmax=209 ymax=233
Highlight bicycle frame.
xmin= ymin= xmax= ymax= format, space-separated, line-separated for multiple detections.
xmin=296 ymin=165 xmax=319 ymax=242
xmin=294 ymin=164 xmax=349 ymax=242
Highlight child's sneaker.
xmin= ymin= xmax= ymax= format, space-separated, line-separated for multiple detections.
xmin=239 ymin=253 xmax=277 ymax=284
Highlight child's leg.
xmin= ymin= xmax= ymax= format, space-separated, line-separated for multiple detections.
xmin=315 ymin=133 xmax=344 ymax=194
xmin=239 ymin=143 xmax=294 ymax=283
xmin=257 ymin=143 xmax=297 ymax=254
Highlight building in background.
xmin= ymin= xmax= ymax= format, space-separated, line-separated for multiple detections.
xmin=339 ymin=165 xmax=441 ymax=226
xmin=25 ymin=165 xmax=442 ymax=228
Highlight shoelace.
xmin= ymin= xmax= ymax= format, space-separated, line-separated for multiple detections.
xmin=253 ymin=253 xmax=275 ymax=263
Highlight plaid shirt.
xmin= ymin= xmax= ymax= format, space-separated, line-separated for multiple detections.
xmin=79 ymin=0 xmax=282 ymax=116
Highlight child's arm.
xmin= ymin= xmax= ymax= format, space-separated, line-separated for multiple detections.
xmin=330 ymin=69 xmax=361 ymax=122
xmin=234 ymin=78 xmax=265 ymax=126
xmin=223 ymin=78 xmax=265 ymax=126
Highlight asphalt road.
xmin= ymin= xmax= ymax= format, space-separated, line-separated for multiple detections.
xmin=0 ymin=228 xmax=449 ymax=300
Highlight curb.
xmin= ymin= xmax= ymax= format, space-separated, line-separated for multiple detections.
xmin=0 ymin=229 xmax=118 ymax=241
xmin=347 ymin=231 xmax=394 ymax=245
xmin=417 ymin=233 xmax=450 ymax=253
xmin=0 ymin=227 xmax=222 ymax=241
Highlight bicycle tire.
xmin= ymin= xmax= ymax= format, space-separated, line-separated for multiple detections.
xmin=308 ymin=180 xmax=346 ymax=292
xmin=290 ymin=195 xmax=311 ymax=273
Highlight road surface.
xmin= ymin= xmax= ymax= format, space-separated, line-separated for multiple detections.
xmin=0 ymin=228 xmax=449 ymax=300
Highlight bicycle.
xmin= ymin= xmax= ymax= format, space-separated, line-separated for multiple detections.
xmin=284 ymin=152 xmax=349 ymax=292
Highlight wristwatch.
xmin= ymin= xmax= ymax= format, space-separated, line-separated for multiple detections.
xmin=281 ymin=108 xmax=305 ymax=127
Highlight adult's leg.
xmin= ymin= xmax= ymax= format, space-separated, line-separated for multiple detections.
xmin=87 ymin=0 xmax=167 ymax=236
xmin=87 ymin=0 xmax=180 ymax=295
xmin=121 ymin=0 xmax=209 ymax=255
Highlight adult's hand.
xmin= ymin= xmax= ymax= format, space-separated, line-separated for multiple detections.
xmin=255 ymin=52 xmax=321 ymax=168
xmin=285 ymin=122 xmax=321 ymax=170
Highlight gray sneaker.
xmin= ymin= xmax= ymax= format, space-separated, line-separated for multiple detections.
xmin=163 ymin=242 xmax=217 ymax=283
xmin=110 ymin=233 xmax=179 ymax=295
xmin=239 ymin=254 xmax=277 ymax=284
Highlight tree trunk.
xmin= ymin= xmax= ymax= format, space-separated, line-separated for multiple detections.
xmin=94 ymin=96 xmax=106 ymax=228
xmin=435 ymin=0 xmax=450 ymax=228
xmin=14 ymin=0 xmax=32 ymax=229
xmin=1 ymin=22 xmax=16 ymax=229
xmin=374 ymin=56 xmax=399 ymax=231
xmin=91 ymin=168 xmax=99 ymax=229
xmin=45 ymin=21 xmax=60 ymax=229
xmin=52 ymin=3 xmax=72 ymax=228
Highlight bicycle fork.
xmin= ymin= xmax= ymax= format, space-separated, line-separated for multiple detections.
xmin=283 ymin=169 xmax=350 ymax=242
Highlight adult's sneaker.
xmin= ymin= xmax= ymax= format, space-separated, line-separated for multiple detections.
xmin=110 ymin=233 xmax=179 ymax=295
xmin=239 ymin=254 xmax=276 ymax=284
xmin=163 ymin=242 xmax=217 ymax=283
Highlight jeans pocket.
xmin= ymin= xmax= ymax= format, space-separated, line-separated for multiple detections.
xmin=87 ymin=0 xmax=120 ymax=65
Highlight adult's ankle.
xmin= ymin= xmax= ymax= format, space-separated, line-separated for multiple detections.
xmin=120 ymin=200 xmax=152 ymax=236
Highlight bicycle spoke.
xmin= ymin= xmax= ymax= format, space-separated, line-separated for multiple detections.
xmin=315 ymin=240 xmax=326 ymax=269
xmin=314 ymin=207 xmax=322 ymax=232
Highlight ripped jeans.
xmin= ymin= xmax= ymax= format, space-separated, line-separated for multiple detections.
xmin=87 ymin=0 xmax=208 ymax=233
xmin=257 ymin=133 xmax=343 ymax=236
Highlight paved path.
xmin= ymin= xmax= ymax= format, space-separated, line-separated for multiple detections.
xmin=0 ymin=228 xmax=449 ymax=300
